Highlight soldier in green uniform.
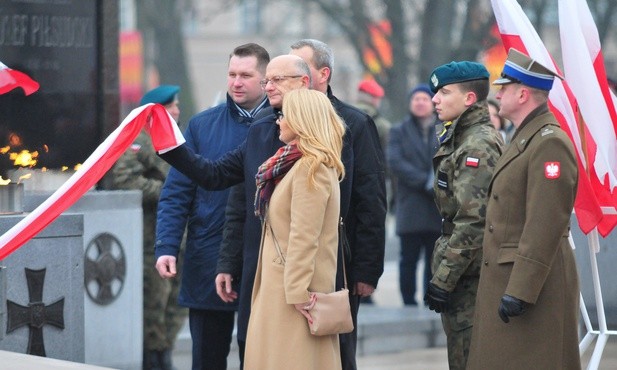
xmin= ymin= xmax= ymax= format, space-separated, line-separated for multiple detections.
xmin=110 ymin=85 xmax=187 ymax=370
xmin=423 ymin=62 xmax=503 ymax=370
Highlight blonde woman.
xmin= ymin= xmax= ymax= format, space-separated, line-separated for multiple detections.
xmin=244 ymin=89 xmax=345 ymax=369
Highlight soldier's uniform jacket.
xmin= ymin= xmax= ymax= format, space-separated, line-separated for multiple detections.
xmin=467 ymin=105 xmax=581 ymax=370
xmin=431 ymin=102 xmax=503 ymax=292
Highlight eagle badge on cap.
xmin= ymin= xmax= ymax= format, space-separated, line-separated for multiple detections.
xmin=545 ymin=162 xmax=560 ymax=179
xmin=431 ymin=74 xmax=439 ymax=89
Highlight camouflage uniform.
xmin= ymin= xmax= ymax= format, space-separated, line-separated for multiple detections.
xmin=431 ymin=102 xmax=502 ymax=370
xmin=111 ymin=131 xmax=188 ymax=355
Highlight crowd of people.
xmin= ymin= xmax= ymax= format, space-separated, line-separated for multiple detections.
xmin=113 ymin=39 xmax=583 ymax=370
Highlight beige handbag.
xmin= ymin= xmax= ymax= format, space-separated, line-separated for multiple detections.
xmin=269 ymin=219 xmax=354 ymax=336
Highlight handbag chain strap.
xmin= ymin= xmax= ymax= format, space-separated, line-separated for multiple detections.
xmin=269 ymin=221 xmax=286 ymax=265
xmin=266 ymin=217 xmax=348 ymax=290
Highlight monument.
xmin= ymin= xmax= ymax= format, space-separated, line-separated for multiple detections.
xmin=0 ymin=0 xmax=119 ymax=177
xmin=0 ymin=213 xmax=85 ymax=362
xmin=0 ymin=0 xmax=141 ymax=368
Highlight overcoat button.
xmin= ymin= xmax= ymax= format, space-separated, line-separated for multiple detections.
xmin=488 ymin=225 xmax=494 ymax=232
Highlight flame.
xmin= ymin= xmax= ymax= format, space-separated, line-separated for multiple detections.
xmin=8 ymin=133 xmax=22 ymax=146
xmin=9 ymin=150 xmax=38 ymax=167
xmin=17 ymin=174 xmax=32 ymax=184
xmin=61 ymin=166 xmax=68 ymax=171
xmin=1 ymin=146 xmax=10 ymax=154
xmin=0 ymin=176 xmax=11 ymax=185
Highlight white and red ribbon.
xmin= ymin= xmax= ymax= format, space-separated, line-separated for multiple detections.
xmin=0 ymin=61 xmax=40 ymax=96
xmin=0 ymin=103 xmax=184 ymax=260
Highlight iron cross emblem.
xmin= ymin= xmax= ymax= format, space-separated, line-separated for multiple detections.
xmin=6 ymin=268 xmax=65 ymax=356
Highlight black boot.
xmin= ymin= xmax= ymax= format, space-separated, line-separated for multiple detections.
xmin=143 ymin=350 xmax=163 ymax=370
xmin=159 ymin=349 xmax=176 ymax=370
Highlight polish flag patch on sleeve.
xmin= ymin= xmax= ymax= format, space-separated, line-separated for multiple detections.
xmin=465 ymin=157 xmax=480 ymax=167
xmin=545 ymin=162 xmax=560 ymax=179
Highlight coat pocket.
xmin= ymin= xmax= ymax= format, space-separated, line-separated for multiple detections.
xmin=497 ymin=243 xmax=518 ymax=264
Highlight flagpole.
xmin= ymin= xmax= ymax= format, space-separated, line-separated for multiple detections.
xmin=577 ymin=223 xmax=617 ymax=370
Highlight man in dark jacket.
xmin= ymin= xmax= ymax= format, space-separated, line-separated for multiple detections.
xmin=388 ymin=83 xmax=441 ymax=306
xmin=154 ymin=43 xmax=270 ymax=370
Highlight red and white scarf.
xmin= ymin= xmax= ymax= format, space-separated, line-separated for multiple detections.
xmin=254 ymin=143 xmax=302 ymax=218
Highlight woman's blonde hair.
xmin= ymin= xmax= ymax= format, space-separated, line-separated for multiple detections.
xmin=282 ymin=89 xmax=345 ymax=186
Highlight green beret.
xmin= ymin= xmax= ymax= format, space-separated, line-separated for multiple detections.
xmin=140 ymin=85 xmax=180 ymax=105
xmin=429 ymin=61 xmax=490 ymax=93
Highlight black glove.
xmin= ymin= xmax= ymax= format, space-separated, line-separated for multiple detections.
xmin=498 ymin=294 xmax=530 ymax=323
xmin=424 ymin=283 xmax=450 ymax=313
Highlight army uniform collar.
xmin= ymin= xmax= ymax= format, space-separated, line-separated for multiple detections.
xmin=510 ymin=103 xmax=549 ymax=143
xmin=490 ymin=105 xmax=559 ymax=187
xmin=438 ymin=102 xmax=489 ymax=146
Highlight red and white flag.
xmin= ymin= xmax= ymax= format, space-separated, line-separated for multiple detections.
xmin=0 ymin=61 xmax=40 ymax=96
xmin=559 ymin=0 xmax=617 ymax=236
xmin=0 ymin=103 xmax=184 ymax=260
xmin=490 ymin=0 xmax=607 ymax=235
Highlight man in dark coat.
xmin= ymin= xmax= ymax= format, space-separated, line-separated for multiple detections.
xmin=388 ymin=83 xmax=441 ymax=305
xmin=467 ymin=48 xmax=581 ymax=370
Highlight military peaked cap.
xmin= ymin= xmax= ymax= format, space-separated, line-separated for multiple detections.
xmin=493 ymin=48 xmax=562 ymax=91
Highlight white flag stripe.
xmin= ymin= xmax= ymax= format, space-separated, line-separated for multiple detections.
xmin=492 ymin=0 xmax=586 ymax=163
xmin=560 ymin=0 xmax=617 ymax=190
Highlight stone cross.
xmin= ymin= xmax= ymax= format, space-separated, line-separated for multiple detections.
xmin=6 ymin=268 xmax=65 ymax=356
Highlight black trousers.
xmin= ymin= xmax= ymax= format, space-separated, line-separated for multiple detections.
xmin=340 ymin=293 xmax=360 ymax=370
xmin=188 ymin=308 xmax=235 ymax=370
xmin=399 ymin=231 xmax=439 ymax=305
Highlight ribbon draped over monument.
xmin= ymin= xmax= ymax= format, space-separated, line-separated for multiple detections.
xmin=0 ymin=103 xmax=185 ymax=260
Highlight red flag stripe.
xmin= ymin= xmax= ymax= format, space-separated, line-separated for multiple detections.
xmin=491 ymin=0 xmax=605 ymax=234
xmin=559 ymin=0 xmax=617 ymax=235
xmin=0 ymin=62 xmax=40 ymax=96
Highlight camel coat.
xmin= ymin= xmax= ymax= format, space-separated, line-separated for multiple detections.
xmin=244 ymin=161 xmax=342 ymax=370
xmin=467 ymin=108 xmax=581 ymax=369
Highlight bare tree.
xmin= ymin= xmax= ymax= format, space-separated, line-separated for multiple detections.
xmin=135 ymin=0 xmax=196 ymax=123
xmin=307 ymin=0 xmax=494 ymax=121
